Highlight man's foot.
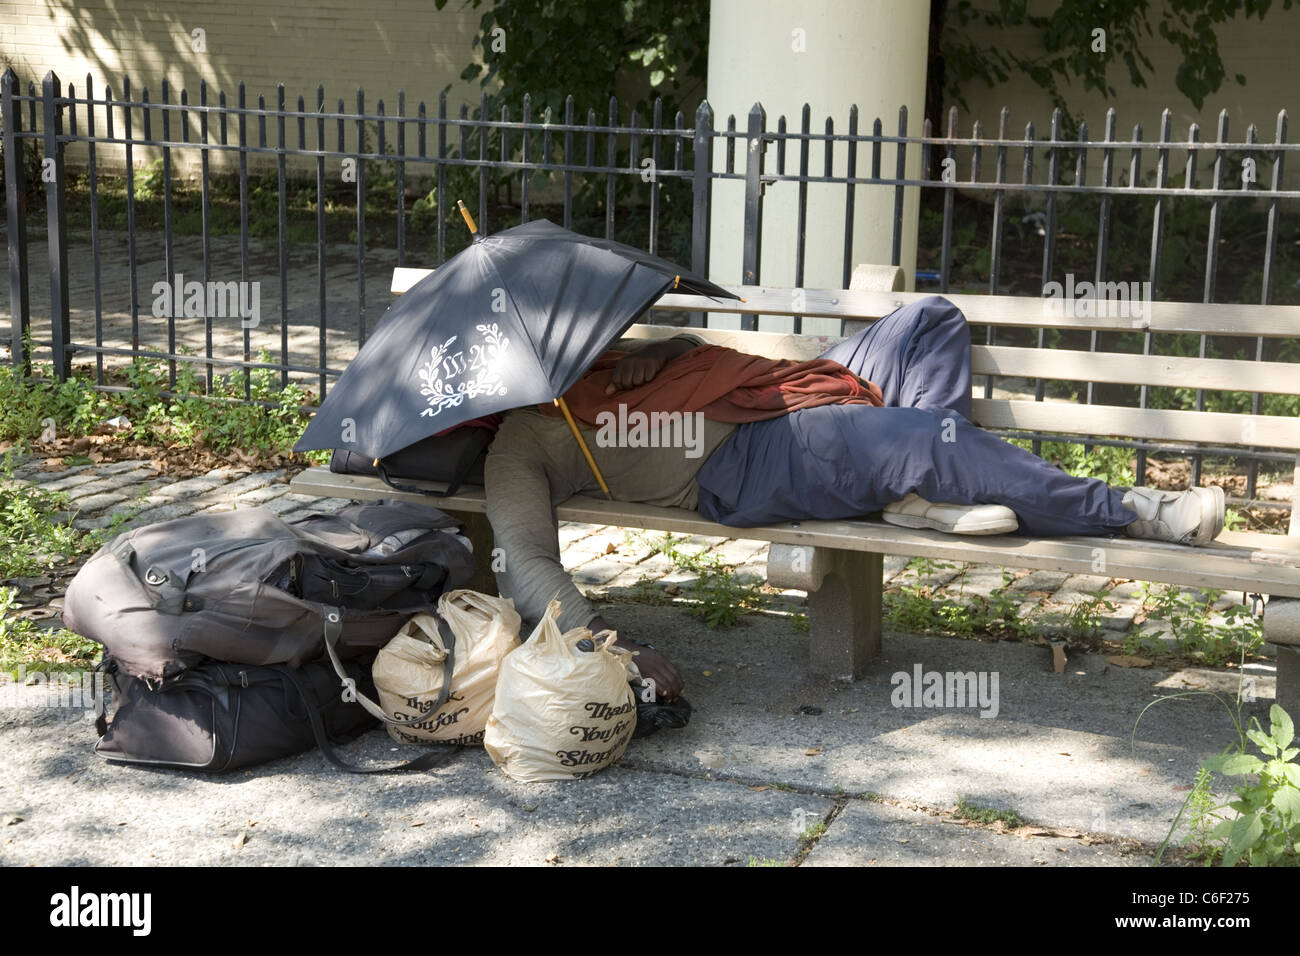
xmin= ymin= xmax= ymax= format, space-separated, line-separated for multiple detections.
xmin=881 ymin=493 xmax=1019 ymax=535
xmin=1122 ymin=485 xmax=1225 ymax=547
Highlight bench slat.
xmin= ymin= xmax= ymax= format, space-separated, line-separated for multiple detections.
xmin=289 ymin=468 xmax=1300 ymax=597
xmin=972 ymin=399 xmax=1300 ymax=450
xmin=654 ymin=289 xmax=1300 ymax=337
xmin=971 ymin=346 xmax=1300 ymax=396
xmin=622 ymin=326 xmax=1300 ymax=396
xmin=393 ymin=269 xmax=1300 ymax=338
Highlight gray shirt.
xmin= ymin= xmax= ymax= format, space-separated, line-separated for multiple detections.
xmin=484 ymin=333 xmax=737 ymax=632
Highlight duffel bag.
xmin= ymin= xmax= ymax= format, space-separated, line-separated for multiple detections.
xmin=63 ymin=501 xmax=477 ymax=682
xmin=95 ymin=656 xmax=455 ymax=774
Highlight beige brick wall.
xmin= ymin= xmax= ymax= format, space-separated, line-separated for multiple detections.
xmin=0 ymin=0 xmax=490 ymax=177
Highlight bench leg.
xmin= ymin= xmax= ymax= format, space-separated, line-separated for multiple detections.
xmin=768 ymin=544 xmax=884 ymax=681
xmin=1264 ymin=598 xmax=1300 ymax=716
xmin=444 ymin=510 xmax=498 ymax=597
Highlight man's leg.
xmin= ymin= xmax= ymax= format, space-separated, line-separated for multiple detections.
xmin=697 ymin=403 xmax=1135 ymax=535
xmin=819 ymin=294 xmax=972 ymax=416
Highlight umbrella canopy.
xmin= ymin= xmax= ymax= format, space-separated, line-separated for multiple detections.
xmin=295 ymin=219 xmax=736 ymax=461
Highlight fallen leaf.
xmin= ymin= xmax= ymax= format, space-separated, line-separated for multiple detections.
xmin=702 ymin=670 xmax=712 ymax=677
xmin=604 ymin=542 xmax=617 ymax=554
xmin=233 ymin=831 xmax=248 ymax=848
xmin=410 ymin=821 xmax=425 ymax=827
xmin=1106 ymin=655 xmax=1153 ymax=668
xmin=804 ymin=747 xmax=823 ymax=756
xmin=749 ymin=785 xmax=769 ymax=792
xmin=3 ymin=814 xmax=23 ymax=826
xmin=1051 ymin=643 xmax=1068 ymax=674
xmin=544 ymin=852 xmax=561 ymax=864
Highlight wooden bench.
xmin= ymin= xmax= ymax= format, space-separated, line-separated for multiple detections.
xmin=290 ymin=264 xmax=1300 ymax=713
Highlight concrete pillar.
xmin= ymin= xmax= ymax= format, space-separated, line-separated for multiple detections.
xmin=706 ymin=0 xmax=930 ymax=334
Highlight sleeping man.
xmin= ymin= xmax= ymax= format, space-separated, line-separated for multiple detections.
xmin=483 ymin=295 xmax=1225 ymax=702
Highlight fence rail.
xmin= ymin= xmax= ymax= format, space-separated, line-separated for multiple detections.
xmin=3 ymin=69 xmax=1298 ymax=494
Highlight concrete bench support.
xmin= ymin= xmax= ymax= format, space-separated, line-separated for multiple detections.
xmin=1264 ymin=597 xmax=1300 ymax=715
xmin=444 ymin=509 xmax=499 ymax=597
xmin=768 ymin=543 xmax=883 ymax=680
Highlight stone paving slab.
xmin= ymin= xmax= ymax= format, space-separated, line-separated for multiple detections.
xmin=0 ymin=700 xmax=833 ymax=867
xmin=802 ymin=801 xmax=1142 ymax=867
xmin=2 ymin=458 xmax=1284 ymax=865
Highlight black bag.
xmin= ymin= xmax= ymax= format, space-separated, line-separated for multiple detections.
xmin=95 ymin=656 xmax=458 ymax=774
xmin=330 ymin=427 xmax=494 ymax=497
xmin=64 ymin=501 xmax=476 ymax=682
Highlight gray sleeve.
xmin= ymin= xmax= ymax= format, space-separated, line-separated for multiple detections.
xmin=483 ymin=430 xmax=597 ymax=635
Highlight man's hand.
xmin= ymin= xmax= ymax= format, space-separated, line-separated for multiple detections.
xmin=590 ymin=614 xmax=684 ymax=701
xmin=604 ymin=336 xmax=699 ymax=396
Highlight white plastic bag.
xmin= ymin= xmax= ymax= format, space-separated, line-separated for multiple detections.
xmin=372 ymin=589 xmax=521 ymax=746
xmin=483 ymin=599 xmax=637 ymax=782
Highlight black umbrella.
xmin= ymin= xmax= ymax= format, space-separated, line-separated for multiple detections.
xmin=295 ymin=215 xmax=738 ymax=494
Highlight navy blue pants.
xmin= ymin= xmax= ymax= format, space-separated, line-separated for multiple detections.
xmin=695 ymin=295 xmax=1138 ymax=535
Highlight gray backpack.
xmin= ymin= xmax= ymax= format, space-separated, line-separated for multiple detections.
xmin=64 ymin=501 xmax=477 ymax=685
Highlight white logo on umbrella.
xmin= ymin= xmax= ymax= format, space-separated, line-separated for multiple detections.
xmin=417 ymin=324 xmax=510 ymax=417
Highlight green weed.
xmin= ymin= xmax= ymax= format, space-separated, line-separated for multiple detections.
xmin=1138 ymin=583 xmax=1262 ymax=665
xmin=627 ymin=532 xmax=765 ymax=627
xmin=953 ymin=798 xmax=1024 ymax=828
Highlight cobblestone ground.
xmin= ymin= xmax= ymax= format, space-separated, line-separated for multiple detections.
xmin=3 ymin=457 xmax=1271 ymax=665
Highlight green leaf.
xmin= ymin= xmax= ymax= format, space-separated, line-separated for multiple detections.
xmin=1272 ymin=783 xmax=1300 ymax=822
xmin=1271 ymin=704 xmax=1295 ymax=750
xmin=649 ymin=69 xmax=666 ymax=86
xmin=1205 ymin=752 xmax=1265 ymax=776
xmin=1247 ymin=727 xmax=1280 ymax=756
xmin=1228 ymin=812 xmax=1263 ymax=855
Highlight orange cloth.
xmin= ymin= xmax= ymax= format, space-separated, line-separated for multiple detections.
xmin=537 ymin=344 xmax=883 ymax=425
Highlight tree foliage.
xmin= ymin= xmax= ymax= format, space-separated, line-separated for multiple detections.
xmin=938 ymin=0 xmax=1296 ymax=121
xmin=434 ymin=0 xmax=708 ymax=120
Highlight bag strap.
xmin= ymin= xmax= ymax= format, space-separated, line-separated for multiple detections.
xmin=374 ymin=459 xmax=462 ymax=498
xmin=282 ymin=666 xmax=462 ymax=775
xmin=321 ymin=606 xmax=456 ymax=727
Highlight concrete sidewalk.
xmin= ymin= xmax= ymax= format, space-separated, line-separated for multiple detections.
xmin=0 ymin=458 xmax=1275 ymax=866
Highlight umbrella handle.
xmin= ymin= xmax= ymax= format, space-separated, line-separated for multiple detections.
xmin=456 ymin=199 xmax=480 ymax=238
xmin=554 ymin=397 xmax=613 ymax=500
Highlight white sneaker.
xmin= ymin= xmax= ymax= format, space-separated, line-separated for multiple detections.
xmin=881 ymin=493 xmax=1019 ymax=535
xmin=1122 ymin=486 xmax=1225 ymax=547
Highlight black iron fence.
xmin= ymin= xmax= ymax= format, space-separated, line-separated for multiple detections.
xmin=3 ymin=68 xmax=1298 ymax=493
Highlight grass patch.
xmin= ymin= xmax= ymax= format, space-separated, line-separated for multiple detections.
xmin=885 ymin=561 xmax=1035 ymax=642
xmin=0 ymin=351 xmax=327 ymax=461
xmin=624 ymin=531 xmax=766 ymax=627
xmin=1125 ymin=584 xmax=1263 ymax=666
xmin=953 ymin=798 xmax=1024 ymax=829
xmin=798 ymin=821 xmax=828 ymax=843
xmin=0 ymin=588 xmax=100 ymax=673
